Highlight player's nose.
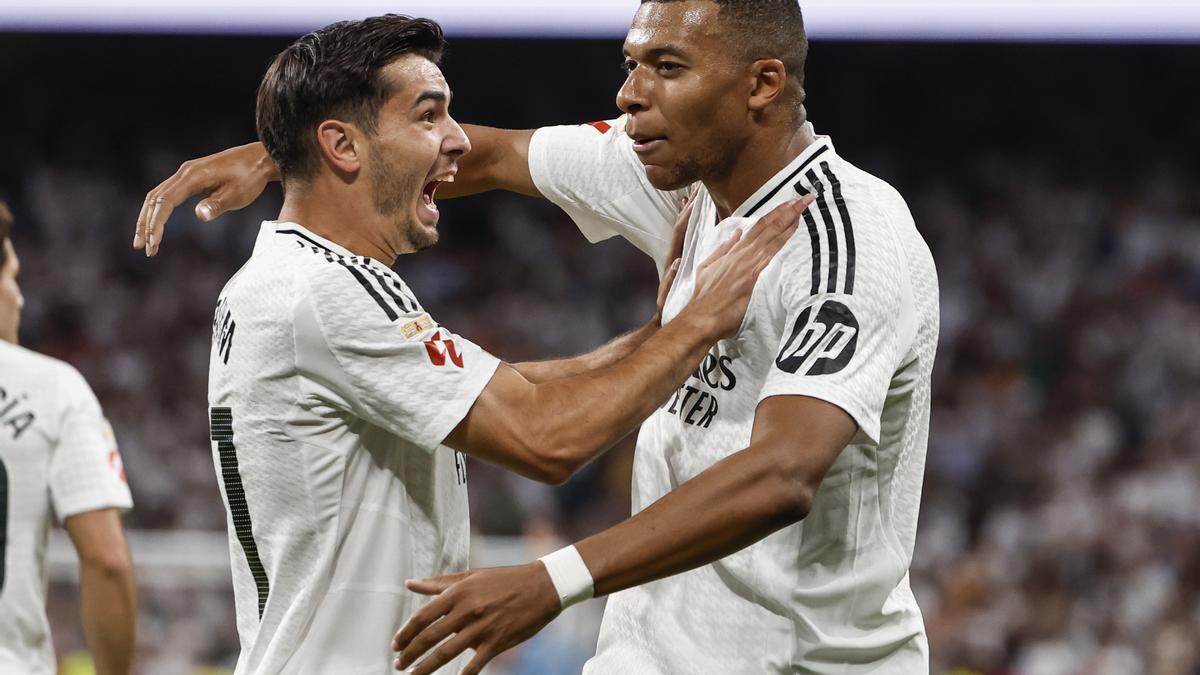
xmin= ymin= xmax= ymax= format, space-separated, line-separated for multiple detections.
xmin=444 ymin=116 xmax=471 ymax=159
xmin=616 ymin=70 xmax=648 ymax=114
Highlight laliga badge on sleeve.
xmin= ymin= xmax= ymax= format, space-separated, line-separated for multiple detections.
xmin=400 ymin=314 xmax=436 ymax=340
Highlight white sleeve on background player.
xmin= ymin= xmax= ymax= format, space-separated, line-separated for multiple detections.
xmin=48 ymin=364 xmax=133 ymax=521
xmin=528 ymin=116 xmax=688 ymax=267
xmin=298 ymin=263 xmax=500 ymax=452
xmin=757 ymin=197 xmax=919 ymax=444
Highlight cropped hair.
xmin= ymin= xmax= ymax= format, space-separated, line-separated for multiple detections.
xmin=256 ymin=15 xmax=446 ymax=182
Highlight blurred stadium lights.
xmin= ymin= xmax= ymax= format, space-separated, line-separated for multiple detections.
xmin=1 ymin=0 xmax=1199 ymax=41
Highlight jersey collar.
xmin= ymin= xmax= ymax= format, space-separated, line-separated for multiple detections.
xmin=731 ymin=123 xmax=834 ymax=219
xmin=260 ymin=220 xmax=359 ymax=260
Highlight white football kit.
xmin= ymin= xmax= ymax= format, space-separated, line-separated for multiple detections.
xmin=208 ymin=222 xmax=499 ymax=674
xmin=0 ymin=341 xmax=132 ymax=675
xmin=530 ymin=119 xmax=940 ymax=674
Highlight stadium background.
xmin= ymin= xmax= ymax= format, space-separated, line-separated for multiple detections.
xmin=2 ymin=10 xmax=1199 ymax=675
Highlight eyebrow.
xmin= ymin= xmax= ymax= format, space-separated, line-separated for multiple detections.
xmin=624 ymin=44 xmax=689 ymax=60
xmin=413 ymin=90 xmax=448 ymax=108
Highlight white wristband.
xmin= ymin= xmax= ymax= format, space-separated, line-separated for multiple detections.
xmin=538 ymin=545 xmax=594 ymax=609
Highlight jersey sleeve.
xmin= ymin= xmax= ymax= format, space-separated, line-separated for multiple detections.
xmin=756 ymin=201 xmax=918 ymax=444
xmin=299 ymin=261 xmax=501 ymax=452
xmin=528 ymin=116 xmax=687 ymax=267
xmin=48 ymin=365 xmax=133 ymax=522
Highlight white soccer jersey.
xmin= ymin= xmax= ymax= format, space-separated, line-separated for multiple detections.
xmin=530 ymin=119 xmax=939 ymax=674
xmin=0 ymin=341 xmax=132 ymax=675
xmin=208 ymin=222 xmax=498 ymax=675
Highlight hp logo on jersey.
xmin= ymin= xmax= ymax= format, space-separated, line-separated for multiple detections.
xmin=775 ymin=300 xmax=859 ymax=376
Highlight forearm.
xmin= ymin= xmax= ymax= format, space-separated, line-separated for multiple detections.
xmin=79 ymin=558 xmax=136 ymax=674
xmin=513 ymin=321 xmax=658 ymax=384
xmin=528 ymin=308 xmax=718 ymax=469
xmin=574 ymin=441 xmax=807 ymax=597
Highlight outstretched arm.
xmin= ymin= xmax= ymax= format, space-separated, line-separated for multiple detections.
xmin=133 ymin=125 xmax=537 ymax=257
xmin=447 ymin=197 xmax=809 ymax=484
xmin=510 ymin=187 xmax=692 ymax=384
xmin=65 ymin=508 xmax=136 ymax=675
xmin=392 ymin=394 xmax=858 ymax=675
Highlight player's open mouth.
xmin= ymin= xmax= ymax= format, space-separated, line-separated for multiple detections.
xmin=419 ymin=171 xmax=455 ymax=225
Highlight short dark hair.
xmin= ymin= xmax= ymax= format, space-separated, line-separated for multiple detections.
xmin=256 ymin=14 xmax=447 ymax=183
xmin=0 ymin=200 xmax=12 ymax=268
xmin=642 ymin=0 xmax=808 ymax=89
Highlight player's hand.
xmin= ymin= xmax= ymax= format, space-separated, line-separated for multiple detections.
xmin=392 ymin=563 xmax=561 ymax=675
xmin=685 ymin=195 xmax=814 ymax=339
xmin=654 ymin=185 xmax=700 ymax=325
xmin=134 ymin=141 xmax=278 ymax=257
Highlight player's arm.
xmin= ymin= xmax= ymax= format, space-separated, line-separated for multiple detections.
xmin=438 ymin=125 xmax=538 ymax=198
xmin=64 ymin=508 xmax=136 ymax=675
xmin=393 ymin=395 xmax=856 ymax=675
xmin=510 ymin=322 xmax=656 ymax=384
xmin=448 ymin=198 xmax=806 ymax=484
xmin=133 ymin=124 xmax=536 ymax=257
xmin=509 ymin=188 xmax=692 ymax=384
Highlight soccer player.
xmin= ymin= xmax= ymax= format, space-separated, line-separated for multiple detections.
xmin=134 ymin=2 xmax=939 ymax=672
xmin=0 ymin=200 xmax=136 ymax=675
xmin=192 ymin=15 xmax=803 ymax=675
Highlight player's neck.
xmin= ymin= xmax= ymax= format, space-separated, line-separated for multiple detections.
xmin=278 ymin=183 xmax=398 ymax=266
xmin=706 ymin=122 xmax=815 ymax=220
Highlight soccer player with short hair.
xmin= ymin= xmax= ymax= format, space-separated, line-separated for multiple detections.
xmin=400 ymin=1 xmax=939 ymax=672
xmin=0 ymin=201 xmax=136 ymax=675
xmin=134 ymin=1 xmax=939 ymax=672
xmin=192 ymin=14 xmax=802 ymax=674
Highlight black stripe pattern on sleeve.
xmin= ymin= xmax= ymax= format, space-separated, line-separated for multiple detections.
xmin=792 ymin=161 xmax=856 ymax=296
xmin=804 ymin=168 xmax=840 ymax=294
xmin=209 ymin=407 xmax=270 ymax=619
xmin=744 ymin=145 xmax=829 ymax=218
xmin=277 ymin=228 xmax=405 ymax=321
xmin=820 ymin=161 xmax=856 ymax=295
xmin=793 ymin=184 xmax=823 ymax=296
xmin=357 ymin=258 xmax=413 ymax=314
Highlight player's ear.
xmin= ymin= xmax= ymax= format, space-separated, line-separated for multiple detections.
xmin=747 ymin=58 xmax=787 ymax=113
xmin=316 ymin=119 xmax=363 ymax=175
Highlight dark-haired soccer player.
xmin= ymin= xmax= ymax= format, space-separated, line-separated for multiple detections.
xmin=191 ymin=13 xmax=802 ymax=675
xmin=136 ymin=2 xmax=939 ymax=673
xmin=0 ymin=202 xmax=136 ymax=675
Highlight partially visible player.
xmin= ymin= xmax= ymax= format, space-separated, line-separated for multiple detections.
xmin=196 ymin=15 xmax=805 ymax=674
xmin=0 ymin=200 xmax=136 ymax=675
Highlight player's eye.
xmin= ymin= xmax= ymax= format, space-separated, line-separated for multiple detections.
xmin=657 ymin=61 xmax=683 ymax=74
xmin=621 ymin=59 xmax=637 ymax=74
xmin=422 ymin=110 xmax=436 ymax=123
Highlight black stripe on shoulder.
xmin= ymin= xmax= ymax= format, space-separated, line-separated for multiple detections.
xmin=804 ymin=168 xmax=839 ymax=294
xmin=819 ymin=162 xmax=856 ymax=295
xmin=389 ymin=278 xmax=422 ymax=313
xmin=337 ymin=260 xmax=399 ymax=321
xmin=357 ymin=258 xmax=413 ymax=314
xmin=793 ymin=183 xmax=823 ymax=295
xmin=744 ymin=145 xmax=829 ymax=218
xmin=278 ymin=230 xmax=401 ymax=320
